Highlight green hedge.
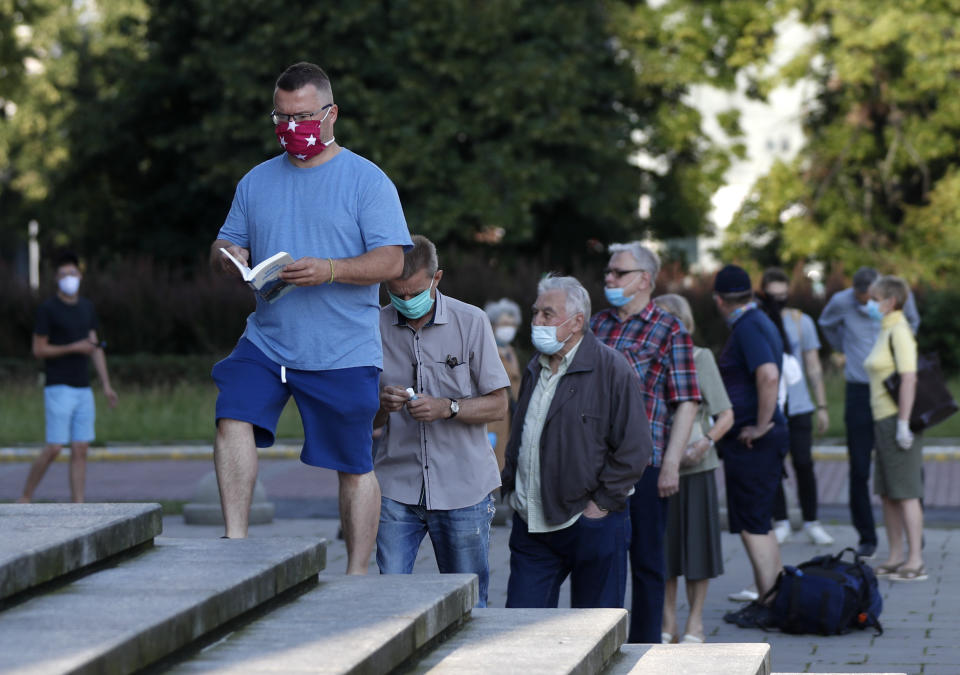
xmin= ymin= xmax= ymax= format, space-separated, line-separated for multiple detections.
xmin=4 ymin=256 xmax=959 ymax=381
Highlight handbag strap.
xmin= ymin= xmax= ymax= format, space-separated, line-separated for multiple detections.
xmin=888 ymin=333 xmax=898 ymax=373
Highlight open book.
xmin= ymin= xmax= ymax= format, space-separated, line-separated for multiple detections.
xmin=220 ymin=248 xmax=296 ymax=304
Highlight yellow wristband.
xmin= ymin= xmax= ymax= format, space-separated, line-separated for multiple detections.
xmin=327 ymin=258 xmax=335 ymax=284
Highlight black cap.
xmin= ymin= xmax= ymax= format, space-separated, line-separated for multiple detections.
xmin=714 ymin=264 xmax=752 ymax=293
xmin=852 ymin=267 xmax=878 ymax=293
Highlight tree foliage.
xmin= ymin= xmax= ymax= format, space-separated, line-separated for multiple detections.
xmin=723 ymin=0 xmax=960 ymax=284
xmin=1 ymin=1 xmax=764 ymax=267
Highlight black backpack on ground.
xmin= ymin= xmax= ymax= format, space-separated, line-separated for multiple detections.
xmin=763 ymin=548 xmax=883 ymax=636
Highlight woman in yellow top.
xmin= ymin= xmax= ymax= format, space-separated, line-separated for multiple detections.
xmin=863 ymin=276 xmax=925 ymax=582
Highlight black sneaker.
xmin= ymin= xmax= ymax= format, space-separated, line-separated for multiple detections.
xmin=856 ymin=543 xmax=877 ymax=559
xmin=723 ymin=601 xmax=777 ymax=629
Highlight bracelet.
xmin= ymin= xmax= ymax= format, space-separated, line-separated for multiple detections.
xmin=817 ymin=405 xmax=827 ymax=410
xmin=327 ymin=258 xmax=335 ymax=284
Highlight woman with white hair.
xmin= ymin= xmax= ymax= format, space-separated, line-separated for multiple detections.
xmin=654 ymin=293 xmax=733 ymax=644
xmin=484 ymin=298 xmax=523 ymax=471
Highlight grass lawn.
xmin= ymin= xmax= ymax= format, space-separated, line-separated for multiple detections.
xmin=2 ymin=371 xmax=959 ymax=445
xmin=821 ymin=372 xmax=960 ymax=438
xmin=0 ymin=381 xmax=304 ymax=446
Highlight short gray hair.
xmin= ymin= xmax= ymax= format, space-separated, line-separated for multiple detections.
xmin=537 ymin=274 xmax=591 ymax=322
xmin=653 ymin=293 xmax=695 ymax=335
xmin=484 ymin=298 xmax=522 ymax=326
xmin=400 ymin=234 xmax=439 ymax=279
xmin=609 ymin=241 xmax=660 ymax=289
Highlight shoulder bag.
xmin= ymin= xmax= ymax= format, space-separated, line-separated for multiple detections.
xmin=883 ymin=334 xmax=958 ymax=432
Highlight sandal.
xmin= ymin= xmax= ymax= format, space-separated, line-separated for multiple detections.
xmin=875 ymin=561 xmax=904 ymax=577
xmin=681 ymin=633 xmax=704 ymax=644
xmin=661 ymin=632 xmax=674 ymax=644
xmin=892 ymin=565 xmax=928 ymax=582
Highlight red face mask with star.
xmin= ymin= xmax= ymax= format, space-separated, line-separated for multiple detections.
xmin=275 ymin=110 xmax=334 ymax=161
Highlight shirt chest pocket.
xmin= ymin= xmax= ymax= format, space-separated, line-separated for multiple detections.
xmin=628 ymin=343 xmax=665 ymax=380
xmin=424 ymin=361 xmax=473 ymax=400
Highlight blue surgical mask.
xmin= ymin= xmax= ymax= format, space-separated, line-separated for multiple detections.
xmin=865 ymin=299 xmax=883 ymax=321
xmin=531 ymin=316 xmax=574 ymax=355
xmin=389 ymin=280 xmax=436 ymax=319
xmin=604 ymin=286 xmax=634 ymax=307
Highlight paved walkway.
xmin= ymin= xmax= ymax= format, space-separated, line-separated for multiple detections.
xmin=3 ymin=444 xmax=959 ymax=674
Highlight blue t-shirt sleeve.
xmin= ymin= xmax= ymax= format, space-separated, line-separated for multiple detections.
xmin=800 ymin=313 xmax=820 ymax=352
xmin=218 ymin=180 xmax=250 ymax=249
xmin=740 ymin=323 xmax=778 ymax=374
xmin=357 ymin=172 xmax=412 ymax=252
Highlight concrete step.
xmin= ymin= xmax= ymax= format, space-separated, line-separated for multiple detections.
xmin=408 ymin=607 xmax=627 ymax=675
xmin=0 ymin=503 xmax=162 ymax=600
xmin=0 ymin=536 xmax=325 ymax=675
xmin=605 ymin=643 xmax=771 ymax=675
xmin=166 ymin=573 xmax=477 ymax=674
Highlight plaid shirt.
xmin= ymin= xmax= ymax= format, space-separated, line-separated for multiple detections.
xmin=591 ymin=302 xmax=701 ymax=466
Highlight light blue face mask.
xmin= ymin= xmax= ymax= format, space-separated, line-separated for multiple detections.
xmin=389 ymin=280 xmax=436 ymax=319
xmin=865 ymin=299 xmax=883 ymax=321
xmin=604 ymin=286 xmax=634 ymax=307
xmin=531 ymin=316 xmax=574 ymax=355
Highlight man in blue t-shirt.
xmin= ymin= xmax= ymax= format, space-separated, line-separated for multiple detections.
xmin=712 ymin=265 xmax=789 ymax=630
xmin=210 ymin=62 xmax=412 ymax=574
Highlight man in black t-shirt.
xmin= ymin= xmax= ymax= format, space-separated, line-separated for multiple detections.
xmin=18 ymin=252 xmax=118 ymax=503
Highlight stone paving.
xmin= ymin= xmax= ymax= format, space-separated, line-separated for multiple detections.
xmin=2 ymin=445 xmax=959 ymax=674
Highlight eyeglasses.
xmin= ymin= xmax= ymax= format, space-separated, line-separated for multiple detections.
xmin=270 ymin=103 xmax=332 ymax=126
xmin=603 ymin=267 xmax=644 ymax=279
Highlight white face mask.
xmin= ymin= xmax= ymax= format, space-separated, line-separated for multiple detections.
xmin=58 ymin=275 xmax=81 ymax=296
xmin=494 ymin=325 xmax=517 ymax=346
xmin=531 ymin=316 xmax=574 ymax=355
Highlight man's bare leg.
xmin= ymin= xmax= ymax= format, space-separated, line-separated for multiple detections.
xmin=68 ymin=442 xmax=89 ymax=503
xmin=338 ymin=470 xmax=380 ymax=574
xmin=740 ymin=530 xmax=782 ymax=599
xmin=214 ymin=419 xmax=258 ymax=538
xmin=17 ymin=443 xmax=62 ymax=503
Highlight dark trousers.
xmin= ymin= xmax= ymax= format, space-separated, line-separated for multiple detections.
xmin=627 ymin=466 xmax=669 ymax=644
xmin=774 ymin=412 xmax=819 ymax=522
xmin=845 ymin=382 xmax=877 ymax=546
xmin=506 ymin=510 xmax=629 ymax=609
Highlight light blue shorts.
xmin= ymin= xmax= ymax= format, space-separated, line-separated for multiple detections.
xmin=44 ymin=385 xmax=96 ymax=445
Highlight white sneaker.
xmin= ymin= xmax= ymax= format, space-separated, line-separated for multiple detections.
xmin=728 ymin=587 xmax=759 ymax=602
xmin=773 ymin=519 xmax=791 ymax=544
xmin=803 ymin=521 xmax=835 ymax=545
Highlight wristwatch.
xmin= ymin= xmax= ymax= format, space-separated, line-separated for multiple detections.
xmin=448 ymin=398 xmax=460 ymax=419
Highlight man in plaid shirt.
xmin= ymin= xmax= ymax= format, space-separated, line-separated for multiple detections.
xmin=591 ymin=241 xmax=701 ymax=644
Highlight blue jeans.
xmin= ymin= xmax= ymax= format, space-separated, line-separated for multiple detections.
xmin=628 ymin=465 xmax=669 ymax=643
xmin=376 ymin=493 xmax=495 ymax=607
xmin=506 ymin=509 xmax=630 ymax=609
xmin=845 ymin=382 xmax=877 ymax=546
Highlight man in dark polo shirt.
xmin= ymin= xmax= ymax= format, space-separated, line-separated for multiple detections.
xmin=374 ymin=235 xmax=509 ymax=607
xmin=712 ymin=264 xmax=788 ymax=629
xmin=18 ymin=252 xmax=118 ymax=503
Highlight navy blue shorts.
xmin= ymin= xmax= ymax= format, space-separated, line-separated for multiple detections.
xmin=719 ymin=424 xmax=789 ymax=535
xmin=212 ymin=338 xmax=380 ymax=474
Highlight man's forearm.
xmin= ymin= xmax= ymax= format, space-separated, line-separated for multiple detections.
xmin=455 ymin=389 xmax=508 ymax=425
xmin=755 ymin=372 xmax=779 ymax=427
xmin=330 ymin=245 xmax=404 ymax=285
xmin=662 ymin=400 xmax=699 ymax=466
xmin=91 ymin=349 xmax=111 ymax=389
